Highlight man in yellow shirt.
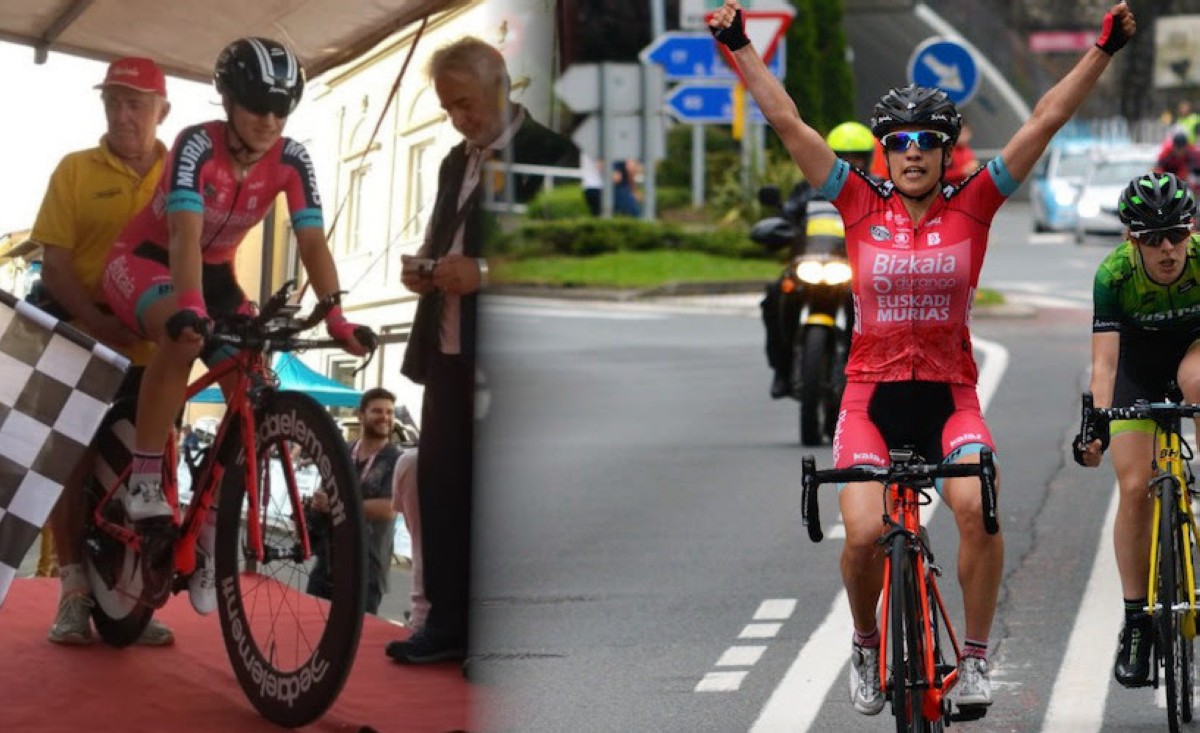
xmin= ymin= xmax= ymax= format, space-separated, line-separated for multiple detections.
xmin=32 ymin=57 xmax=173 ymax=646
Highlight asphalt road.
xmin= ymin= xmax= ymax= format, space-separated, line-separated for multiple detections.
xmin=469 ymin=202 xmax=1184 ymax=732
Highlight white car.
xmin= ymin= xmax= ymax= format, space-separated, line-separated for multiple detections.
xmin=1073 ymin=145 xmax=1161 ymax=245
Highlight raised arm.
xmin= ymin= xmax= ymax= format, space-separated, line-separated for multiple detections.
xmin=709 ymin=0 xmax=836 ymax=188
xmin=1000 ymin=2 xmax=1135 ymax=183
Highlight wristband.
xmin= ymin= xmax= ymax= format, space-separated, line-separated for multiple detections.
xmin=476 ymin=258 xmax=489 ymax=288
xmin=1095 ymin=9 xmax=1129 ymax=56
xmin=709 ymin=9 xmax=751 ymax=52
xmin=175 ymin=288 xmax=208 ymax=317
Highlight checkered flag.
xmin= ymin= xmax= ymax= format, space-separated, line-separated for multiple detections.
xmin=0 ymin=289 xmax=128 ymax=609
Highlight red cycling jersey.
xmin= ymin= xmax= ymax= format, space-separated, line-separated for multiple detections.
xmin=820 ymin=157 xmax=1015 ymax=386
xmin=103 ymin=120 xmax=324 ymax=332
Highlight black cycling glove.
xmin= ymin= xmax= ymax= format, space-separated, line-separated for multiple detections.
xmin=166 ymin=309 xmax=212 ymax=341
xmin=1095 ymin=6 xmax=1130 ymax=56
xmin=709 ymin=9 xmax=751 ymax=52
xmin=1071 ymin=417 xmax=1111 ymax=466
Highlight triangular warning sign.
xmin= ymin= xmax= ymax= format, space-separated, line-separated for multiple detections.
xmin=706 ymin=10 xmax=793 ymax=84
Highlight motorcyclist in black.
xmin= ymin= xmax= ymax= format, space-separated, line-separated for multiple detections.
xmin=762 ymin=121 xmax=877 ymax=398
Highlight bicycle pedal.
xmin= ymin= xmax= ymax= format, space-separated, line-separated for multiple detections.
xmin=950 ymin=704 xmax=990 ymax=722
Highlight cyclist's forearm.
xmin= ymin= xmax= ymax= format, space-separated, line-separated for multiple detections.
xmin=1032 ymin=47 xmax=1112 ymax=132
xmin=1089 ymin=332 xmax=1119 ymax=407
xmin=167 ymin=213 xmax=204 ymax=295
xmin=295 ymin=231 xmax=342 ymax=301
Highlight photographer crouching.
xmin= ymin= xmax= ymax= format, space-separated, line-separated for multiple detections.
xmin=306 ymin=388 xmax=403 ymax=614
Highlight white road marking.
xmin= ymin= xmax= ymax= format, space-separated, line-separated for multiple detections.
xmin=487 ymin=303 xmax=665 ymax=320
xmin=1040 ymin=482 xmax=1122 ymax=732
xmin=697 ymin=671 xmax=750 ymax=692
xmin=740 ymin=623 xmax=783 ymax=639
xmin=717 ymin=646 xmax=768 ymax=667
xmin=754 ymin=599 xmax=798 ymax=621
xmin=748 ymin=337 xmax=1008 ymax=732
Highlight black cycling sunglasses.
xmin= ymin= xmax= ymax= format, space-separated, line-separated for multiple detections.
xmin=1132 ymin=227 xmax=1191 ymax=247
xmin=880 ymin=130 xmax=951 ymax=152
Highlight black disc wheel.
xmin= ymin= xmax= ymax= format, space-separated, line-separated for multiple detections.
xmin=214 ymin=390 xmax=366 ymax=727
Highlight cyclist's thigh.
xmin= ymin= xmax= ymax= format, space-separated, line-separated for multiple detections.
xmin=833 ymin=382 xmax=889 ymax=469
xmin=1176 ymin=336 xmax=1200 ymax=401
xmin=939 ymin=384 xmax=997 ymax=509
xmin=102 ymin=244 xmax=173 ymax=340
xmin=199 ymin=262 xmax=250 ymax=368
xmin=835 ymin=383 xmax=890 ymax=543
xmin=1110 ymin=429 xmax=1155 ymax=495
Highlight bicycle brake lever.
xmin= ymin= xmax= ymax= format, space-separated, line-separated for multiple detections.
xmin=257 ymin=280 xmax=297 ymax=323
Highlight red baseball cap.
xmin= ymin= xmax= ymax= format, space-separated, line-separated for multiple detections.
xmin=95 ymin=57 xmax=167 ymax=97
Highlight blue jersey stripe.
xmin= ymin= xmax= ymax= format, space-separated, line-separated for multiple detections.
xmin=166 ymin=190 xmax=204 ymax=214
xmin=987 ymin=157 xmax=1019 ymax=197
xmin=819 ymin=159 xmax=851 ymax=200
xmin=291 ymin=208 xmax=324 ymax=230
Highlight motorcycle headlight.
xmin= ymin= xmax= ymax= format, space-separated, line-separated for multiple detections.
xmin=795 ymin=260 xmax=852 ymax=285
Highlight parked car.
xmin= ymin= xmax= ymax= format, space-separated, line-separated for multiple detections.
xmin=1073 ymin=145 xmax=1160 ymax=245
xmin=1029 ymin=136 xmax=1107 ymax=233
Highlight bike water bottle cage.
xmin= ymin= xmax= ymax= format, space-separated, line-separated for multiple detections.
xmin=881 ymin=130 xmax=950 ymax=153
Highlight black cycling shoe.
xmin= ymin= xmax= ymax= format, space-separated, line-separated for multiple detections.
xmin=1113 ymin=614 xmax=1154 ymax=688
xmin=770 ymin=373 xmax=791 ymax=399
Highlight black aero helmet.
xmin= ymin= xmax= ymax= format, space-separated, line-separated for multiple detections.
xmin=1118 ymin=172 xmax=1197 ymax=230
xmin=214 ymin=38 xmax=305 ymax=117
xmin=870 ymin=84 xmax=962 ymax=143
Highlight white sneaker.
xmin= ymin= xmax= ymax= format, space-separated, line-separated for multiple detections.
xmin=849 ymin=643 xmax=885 ymax=715
xmin=188 ymin=545 xmax=216 ymax=615
xmin=47 ymin=592 xmax=94 ymax=645
xmin=123 ymin=479 xmax=173 ymax=522
xmin=957 ymin=656 xmax=993 ymax=707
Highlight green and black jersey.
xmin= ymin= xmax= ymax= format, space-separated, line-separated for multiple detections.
xmin=1093 ymin=236 xmax=1200 ymax=335
xmin=1093 ymin=235 xmax=1200 ymax=410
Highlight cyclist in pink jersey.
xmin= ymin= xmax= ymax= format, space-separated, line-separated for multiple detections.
xmin=101 ymin=37 xmax=371 ymax=615
xmin=712 ymin=0 xmax=1135 ymax=715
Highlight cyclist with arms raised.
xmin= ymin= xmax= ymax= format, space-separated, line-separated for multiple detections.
xmin=1074 ymin=172 xmax=1200 ymax=688
xmin=101 ymin=38 xmax=370 ymax=614
xmin=711 ymin=0 xmax=1135 ymax=715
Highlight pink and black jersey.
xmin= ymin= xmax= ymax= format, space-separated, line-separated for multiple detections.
xmin=110 ymin=120 xmax=323 ymax=265
xmin=818 ymin=157 xmax=1019 ymax=386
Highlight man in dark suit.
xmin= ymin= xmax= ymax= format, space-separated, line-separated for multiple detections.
xmin=387 ymin=37 xmax=579 ymax=664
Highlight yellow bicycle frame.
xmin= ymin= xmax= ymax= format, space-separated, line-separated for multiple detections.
xmin=1147 ymin=425 xmax=1200 ymax=639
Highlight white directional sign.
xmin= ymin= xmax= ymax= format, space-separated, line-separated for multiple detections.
xmin=572 ymin=115 xmax=646 ymax=160
xmin=552 ymin=63 xmax=642 ymax=114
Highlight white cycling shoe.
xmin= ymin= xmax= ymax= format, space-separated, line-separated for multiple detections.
xmin=188 ymin=545 xmax=216 ymax=615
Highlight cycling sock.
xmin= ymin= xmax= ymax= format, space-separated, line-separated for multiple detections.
xmin=854 ymin=627 xmax=881 ymax=649
xmin=59 ymin=563 xmax=89 ymax=598
xmin=198 ymin=508 xmax=217 ymax=554
xmin=130 ymin=451 xmax=164 ymax=481
xmin=1124 ymin=597 xmax=1149 ymax=621
xmin=963 ymin=638 xmax=988 ymax=660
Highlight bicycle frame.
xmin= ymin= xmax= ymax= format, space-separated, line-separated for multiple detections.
xmin=802 ymin=450 xmax=998 ymax=727
xmin=1147 ymin=421 xmax=1199 ymax=638
xmin=878 ymin=481 xmax=963 ymax=723
xmin=91 ymin=344 xmax=315 ymax=581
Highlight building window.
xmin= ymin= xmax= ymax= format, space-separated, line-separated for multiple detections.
xmin=404 ymin=138 xmax=435 ymax=238
xmin=343 ymin=162 xmax=372 ymax=255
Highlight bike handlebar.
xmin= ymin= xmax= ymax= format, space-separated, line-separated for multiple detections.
xmin=1080 ymin=392 xmax=1200 ymax=424
xmin=801 ymin=448 xmax=999 ymax=543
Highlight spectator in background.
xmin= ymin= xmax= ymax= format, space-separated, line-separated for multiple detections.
xmin=1156 ymin=131 xmax=1200 ymax=186
xmin=1175 ymin=99 xmax=1200 ymax=144
xmin=391 ymin=448 xmax=428 ymax=629
xmin=945 ymin=120 xmax=982 ymax=186
xmin=33 ymin=56 xmax=173 ymax=647
xmin=307 ymin=387 xmax=401 ymax=614
xmin=613 ymin=159 xmax=642 ymax=217
xmin=391 ymin=36 xmax=578 ymax=665
xmin=581 ymin=152 xmax=603 ymax=216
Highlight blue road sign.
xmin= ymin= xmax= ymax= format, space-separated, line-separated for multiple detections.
xmin=665 ymin=83 xmax=765 ymax=124
xmin=907 ymin=38 xmax=980 ymax=107
xmin=640 ymin=32 xmax=784 ymax=81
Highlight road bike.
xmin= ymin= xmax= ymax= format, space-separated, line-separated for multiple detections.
xmin=802 ymin=448 xmax=999 ymax=732
xmin=83 ymin=281 xmax=375 ymax=727
xmin=1079 ymin=392 xmax=1199 ymax=733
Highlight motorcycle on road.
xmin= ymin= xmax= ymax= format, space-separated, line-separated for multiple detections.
xmin=753 ymin=185 xmax=854 ymax=446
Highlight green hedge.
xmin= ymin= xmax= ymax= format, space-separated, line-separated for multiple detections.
xmin=525 ymin=184 xmax=592 ymax=220
xmin=490 ymin=217 xmax=767 ymax=260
